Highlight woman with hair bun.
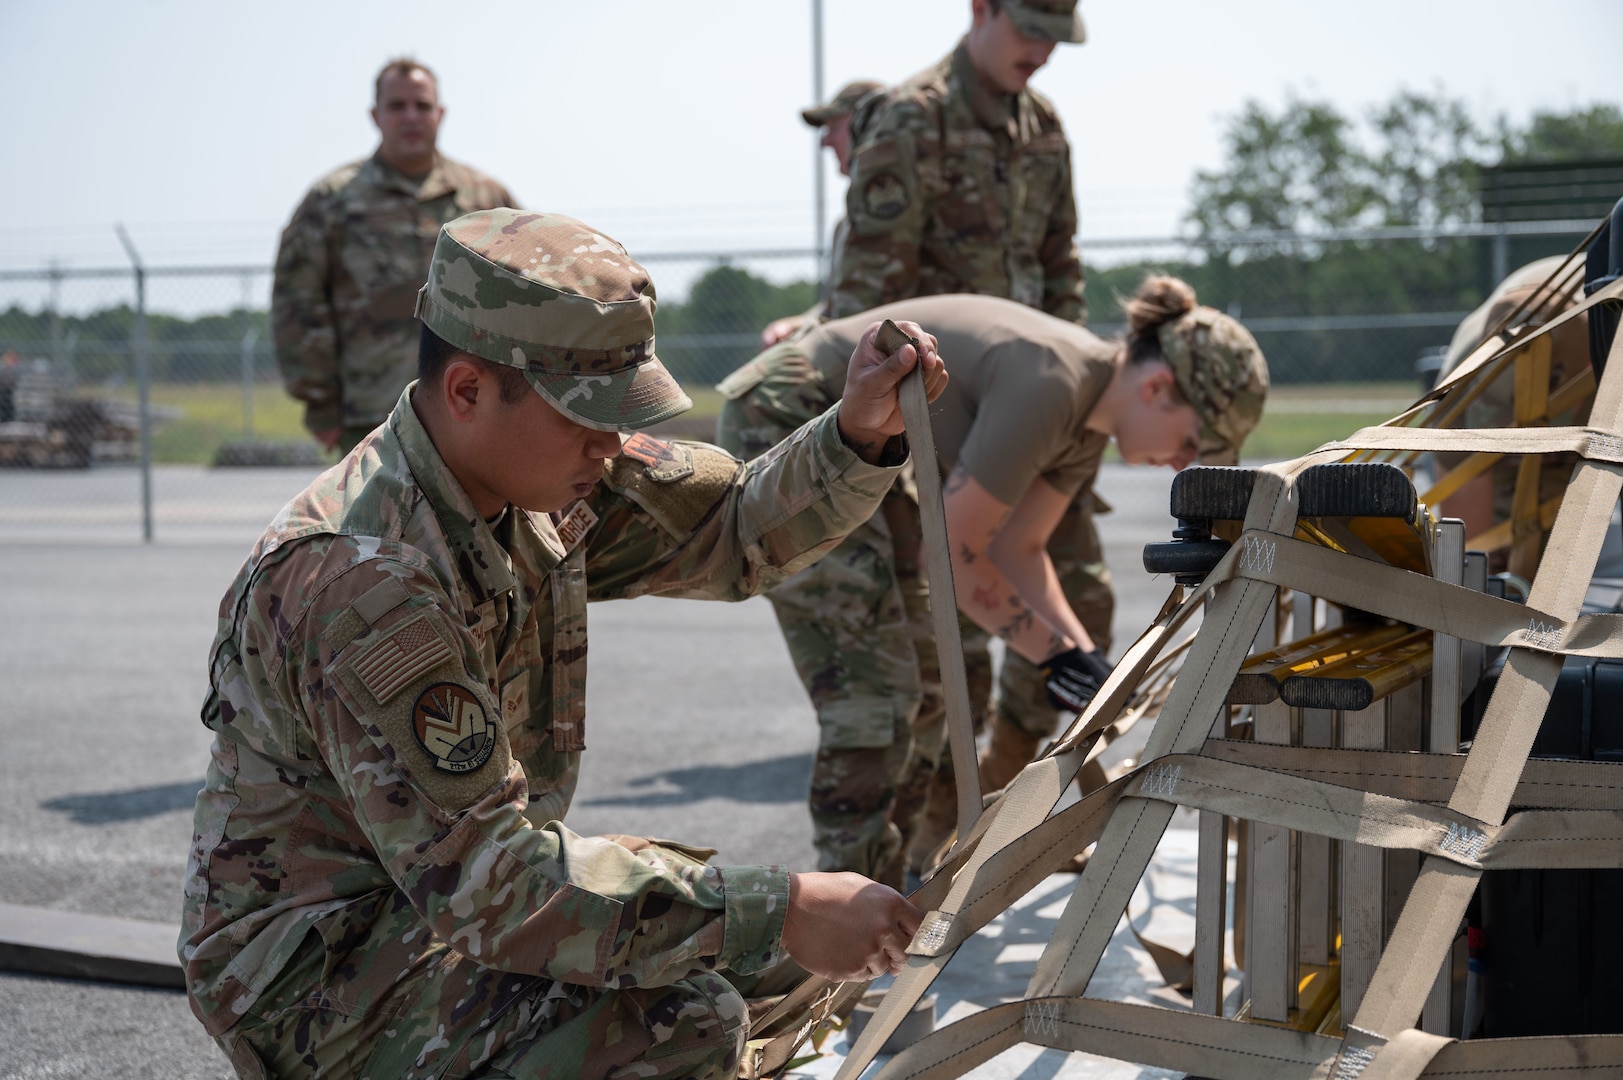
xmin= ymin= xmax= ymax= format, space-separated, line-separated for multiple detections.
xmin=715 ymin=276 xmax=1269 ymax=887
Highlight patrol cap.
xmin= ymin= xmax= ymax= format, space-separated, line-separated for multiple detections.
xmin=1004 ymin=0 xmax=1086 ymax=44
xmin=415 ymin=209 xmax=692 ymax=433
xmin=801 ymin=80 xmax=884 ymax=126
xmin=1158 ymin=308 xmax=1269 ymax=466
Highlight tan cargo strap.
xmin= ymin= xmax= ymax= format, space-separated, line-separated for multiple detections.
xmin=1424 ymin=271 xmax=1620 ymax=401
xmin=1327 ymin=423 xmax=1623 ymax=462
xmin=1345 ymin=282 xmax=1623 ymax=1048
xmin=784 ymin=273 xmax=1623 ymax=1080
xmin=881 ymin=318 xmax=983 ymax=849
xmin=1193 ymin=528 xmax=1623 ymax=658
xmin=1200 ymin=738 xmax=1623 ymax=811
xmin=871 ymin=996 xmax=1623 ymax=1079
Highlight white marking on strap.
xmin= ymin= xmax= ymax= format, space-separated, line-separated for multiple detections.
xmin=1024 ymin=1000 xmax=1062 ymax=1040
xmin=1239 ymin=535 xmax=1277 ymax=575
xmin=1334 ymin=1045 xmax=1376 ymax=1079
xmin=1525 ymin=618 xmax=1563 ymax=652
xmin=1439 ymin=821 xmax=1488 ymax=863
xmin=1141 ymin=763 xmax=1182 ymax=799
xmin=915 ymin=913 xmax=950 ymax=953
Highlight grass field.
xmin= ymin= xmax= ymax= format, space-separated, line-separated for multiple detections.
xmin=117 ymin=380 xmax=1423 ymax=466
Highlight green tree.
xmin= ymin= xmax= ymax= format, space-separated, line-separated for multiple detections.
xmin=1188 ymin=96 xmax=1378 ymax=243
xmin=1367 ymin=90 xmax=1491 ymax=229
xmin=655 ymin=263 xmax=817 ymax=386
xmin=1501 ymin=104 xmax=1623 ymax=164
xmin=1178 ymin=91 xmax=1623 ymax=383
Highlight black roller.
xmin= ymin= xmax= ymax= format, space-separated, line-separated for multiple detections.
xmin=1143 ymin=538 xmax=1231 ymax=583
xmin=1297 ymin=462 xmax=1416 ymax=519
xmin=1278 ymin=675 xmax=1375 ymax=711
xmin=1168 ymin=462 xmax=1416 ymax=521
xmin=1168 ymin=467 xmax=1257 ymax=520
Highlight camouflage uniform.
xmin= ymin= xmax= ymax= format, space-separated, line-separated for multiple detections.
xmin=829 ymin=37 xmax=1086 ymax=324
xmin=717 ymin=296 xmax=1118 ymax=885
xmin=183 ymin=211 xmax=904 ymax=1079
xmin=271 ymin=152 xmax=515 ymax=450
xmin=718 ymin=292 xmax=1269 ymax=879
xmin=826 ymin=18 xmax=1094 ymax=811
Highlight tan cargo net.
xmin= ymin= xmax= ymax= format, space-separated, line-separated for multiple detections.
xmin=746 ymin=257 xmax=1623 ymax=1079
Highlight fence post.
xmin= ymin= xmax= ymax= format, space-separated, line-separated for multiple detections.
xmin=1492 ymin=224 xmax=1509 ymax=286
xmin=115 ymin=224 xmax=153 ymax=543
xmin=241 ymin=327 xmax=259 ymax=441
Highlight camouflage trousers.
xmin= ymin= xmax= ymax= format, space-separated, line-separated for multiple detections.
xmin=716 ymin=386 xmax=1112 ymax=881
xmin=215 ymin=888 xmax=748 ymax=1080
xmin=766 ymin=486 xmax=1113 ymax=885
xmin=765 ymin=485 xmax=947 ymax=890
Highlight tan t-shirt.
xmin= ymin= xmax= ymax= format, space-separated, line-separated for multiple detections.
xmin=801 ymin=294 xmax=1117 ymax=505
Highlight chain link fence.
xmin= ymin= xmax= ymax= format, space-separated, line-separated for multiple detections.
xmin=0 ymin=220 xmax=1597 ymax=541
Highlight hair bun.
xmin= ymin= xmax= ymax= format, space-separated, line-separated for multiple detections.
xmin=1125 ymin=275 xmax=1198 ymax=338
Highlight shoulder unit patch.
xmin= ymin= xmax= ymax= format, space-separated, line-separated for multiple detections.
xmin=862 ymin=171 xmax=910 ymax=220
xmin=411 ymin=682 xmax=496 ymax=774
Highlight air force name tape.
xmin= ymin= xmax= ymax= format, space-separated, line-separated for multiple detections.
xmin=556 ymin=500 xmax=599 ymax=552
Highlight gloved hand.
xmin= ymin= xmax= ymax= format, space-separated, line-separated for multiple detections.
xmin=1040 ymin=646 xmax=1113 ymax=712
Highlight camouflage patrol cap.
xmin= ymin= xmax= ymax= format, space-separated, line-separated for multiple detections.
xmin=1158 ymin=308 xmax=1269 ymax=466
xmin=801 ymin=80 xmax=884 ymax=127
xmin=415 ymin=208 xmax=692 ymax=433
xmin=1004 ymin=0 xmax=1086 ymax=44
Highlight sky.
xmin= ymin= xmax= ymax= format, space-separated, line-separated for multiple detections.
xmin=1 ymin=0 xmax=1621 ymax=296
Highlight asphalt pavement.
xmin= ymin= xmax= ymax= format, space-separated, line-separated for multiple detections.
xmin=0 ymin=459 xmax=1204 ymax=1080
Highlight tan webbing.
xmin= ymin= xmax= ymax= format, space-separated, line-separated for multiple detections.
xmin=1027 ymin=461 xmax=1313 ymax=1001
xmin=1198 ymin=738 xmax=1623 ymax=811
xmin=776 ymin=272 xmax=1623 ymax=1080
xmin=1329 ymin=424 xmax=1623 ymax=462
xmin=883 ymin=318 xmax=983 ymax=849
xmin=1345 ymin=319 xmax=1623 ymax=1048
xmin=830 ymin=582 xmax=1206 ymax=1076
xmin=1197 ymin=529 xmax=1623 ymax=658
xmin=870 ymin=996 xmax=1623 ymax=1080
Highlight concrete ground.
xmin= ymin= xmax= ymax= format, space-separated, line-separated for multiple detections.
xmin=0 ymin=459 xmax=1221 ymax=1080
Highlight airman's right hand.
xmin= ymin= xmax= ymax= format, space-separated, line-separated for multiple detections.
xmin=781 ymin=871 xmax=924 ymax=982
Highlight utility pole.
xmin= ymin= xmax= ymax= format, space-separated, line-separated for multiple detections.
xmin=115 ymin=224 xmax=153 ymax=543
xmin=812 ymin=0 xmax=826 ymax=277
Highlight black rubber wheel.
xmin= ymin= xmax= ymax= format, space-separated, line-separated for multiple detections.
xmin=1142 ymin=538 xmax=1231 ymax=577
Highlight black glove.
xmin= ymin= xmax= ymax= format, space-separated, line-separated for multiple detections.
xmin=1040 ymin=647 xmax=1113 ymax=712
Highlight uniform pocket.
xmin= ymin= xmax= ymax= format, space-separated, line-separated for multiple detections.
xmin=937 ymin=129 xmax=1001 ymax=239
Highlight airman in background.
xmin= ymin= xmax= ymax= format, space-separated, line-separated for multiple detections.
xmin=717 ymin=278 xmax=1268 ymax=888
xmin=760 ymin=79 xmax=884 ymax=349
xmin=829 ymin=0 xmax=1087 ymax=323
xmin=272 ymin=58 xmax=517 ymax=453
xmin=826 ymin=0 xmax=1095 ymax=871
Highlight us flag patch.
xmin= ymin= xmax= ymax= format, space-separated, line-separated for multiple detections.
xmin=352 ymin=614 xmax=453 ymax=704
xmin=621 ymin=433 xmax=694 ymax=481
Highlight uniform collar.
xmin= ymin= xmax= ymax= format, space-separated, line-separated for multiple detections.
xmin=365 ymin=150 xmax=461 ymax=203
xmin=389 ymin=385 xmax=518 ymax=603
xmin=951 ymin=38 xmax=1020 ymax=138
